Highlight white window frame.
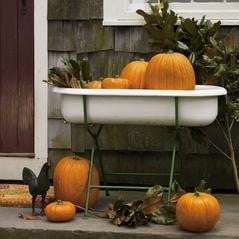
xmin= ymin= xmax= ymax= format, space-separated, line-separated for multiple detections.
xmin=103 ymin=0 xmax=239 ymax=26
xmin=0 ymin=0 xmax=48 ymax=180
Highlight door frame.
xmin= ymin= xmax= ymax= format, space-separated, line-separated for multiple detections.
xmin=0 ymin=0 xmax=48 ymax=180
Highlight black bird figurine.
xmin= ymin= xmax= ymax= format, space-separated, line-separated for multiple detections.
xmin=22 ymin=162 xmax=51 ymax=215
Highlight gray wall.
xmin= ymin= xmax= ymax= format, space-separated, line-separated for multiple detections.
xmin=47 ymin=0 xmax=238 ymax=190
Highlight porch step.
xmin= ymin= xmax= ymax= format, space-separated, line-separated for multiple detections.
xmin=0 ymin=192 xmax=238 ymax=239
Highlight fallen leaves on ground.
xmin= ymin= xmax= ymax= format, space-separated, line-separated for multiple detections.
xmin=18 ymin=212 xmax=40 ymax=220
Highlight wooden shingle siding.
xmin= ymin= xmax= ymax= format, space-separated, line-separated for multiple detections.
xmin=71 ymin=124 xmax=209 ymax=154
xmin=48 ymin=52 xmax=76 ymax=151
xmin=83 ymin=51 xmax=136 ymax=79
xmin=48 ymin=0 xmax=103 ymax=20
xmin=48 ymin=21 xmax=114 ymax=53
xmin=89 ymin=0 xmax=103 ymax=19
xmin=75 ymin=21 xmax=114 ymax=53
xmin=48 ymin=21 xmax=77 ymax=52
xmin=115 ymin=27 xmax=161 ymax=54
xmin=48 ymin=119 xmax=71 ymax=149
xmin=48 ymin=0 xmax=90 ymax=20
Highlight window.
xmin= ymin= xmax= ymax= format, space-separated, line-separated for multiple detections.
xmin=103 ymin=0 xmax=239 ymax=25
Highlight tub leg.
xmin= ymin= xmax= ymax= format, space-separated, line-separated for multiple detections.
xmin=167 ymin=97 xmax=180 ymax=202
xmin=82 ymin=95 xmax=109 ymax=196
xmin=84 ymin=146 xmax=95 ymax=217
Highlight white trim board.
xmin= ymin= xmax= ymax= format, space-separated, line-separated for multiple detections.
xmin=103 ymin=0 xmax=239 ymax=26
xmin=0 ymin=0 xmax=48 ymax=180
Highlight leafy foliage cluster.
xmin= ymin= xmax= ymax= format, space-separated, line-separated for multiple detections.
xmin=106 ymin=180 xmax=210 ymax=227
xmin=107 ymin=182 xmax=184 ymax=227
xmin=45 ymin=58 xmax=91 ymax=88
xmin=137 ymin=0 xmax=239 ymax=192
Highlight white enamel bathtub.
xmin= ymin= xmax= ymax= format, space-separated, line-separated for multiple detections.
xmin=53 ymin=85 xmax=227 ymax=126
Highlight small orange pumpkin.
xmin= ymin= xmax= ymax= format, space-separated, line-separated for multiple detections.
xmin=145 ymin=52 xmax=196 ymax=90
xmin=176 ymin=191 xmax=220 ymax=232
xmin=87 ymin=80 xmax=102 ymax=89
xmin=102 ymin=77 xmax=129 ymax=89
xmin=44 ymin=200 xmax=76 ymax=222
xmin=120 ymin=59 xmax=148 ymax=89
xmin=53 ymin=156 xmax=100 ymax=208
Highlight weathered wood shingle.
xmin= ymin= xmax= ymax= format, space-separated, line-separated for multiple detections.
xmin=48 ymin=119 xmax=71 ymax=149
xmin=83 ymin=51 xmax=136 ymax=79
xmin=48 ymin=20 xmax=114 ymax=52
xmin=115 ymin=26 xmax=161 ymax=54
xmin=48 ymin=0 xmax=103 ymax=20
xmin=75 ymin=20 xmax=114 ymax=53
xmin=89 ymin=0 xmax=103 ymax=19
xmin=71 ymin=124 xmax=210 ymax=154
xmin=48 ymin=21 xmax=77 ymax=51
xmin=48 ymin=0 xmax=90 ymax=20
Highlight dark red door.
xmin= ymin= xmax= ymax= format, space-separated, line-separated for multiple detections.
xmin=0 ymin=0 xmax=34 ymax=154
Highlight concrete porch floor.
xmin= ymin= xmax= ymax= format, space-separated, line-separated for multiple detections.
xmin=0 ymin=191 xmax=238 ymax=239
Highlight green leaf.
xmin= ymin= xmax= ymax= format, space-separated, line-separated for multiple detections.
xmin=140 ymin=197 xmax=163 ymax=215
xmin=177 ymin=41 xmax=189 ymax=51
xmin=151 ymin=213 xmax=176 ymax=225
xmin=137 ymin=0 xmax=179 ymax=51
xmin=81 ymin=57 xmax=91 ymax=83
xmin=209 ymin=37 xmax=221 ymax=51
xmin=136 ymin=9 xmax=157 ymax=25
xmin=145 ymin=185 xmax=164 ymax=198
xmin=214 ymin=64 xmax=227 ymax=77
xmin=189 ymin=52 xmax=196 ymax=64
xmin=151 ymin=204 xmax=176 ymax=225
xmin=182 ymin=18 xmax=197 ymax=35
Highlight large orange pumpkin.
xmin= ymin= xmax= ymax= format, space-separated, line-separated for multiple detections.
xmin=53 ymin=156 xmax=100 ymax=208
xmin=145 ymin=52 xmax=195 ymax=90
xmin=102 ymin=77 xmax=129 ymax=89
xmin=120 ymin=60 xmax=148 ymax=89
xmin=176 ymin=192 xmax=220 ymax=232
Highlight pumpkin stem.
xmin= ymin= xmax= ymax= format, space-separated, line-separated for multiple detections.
xmin=73 ymin=154 xmax=81 ymax=160
xmin=56 ymin=200 xmax=63 ymax=205
xmin=194 ymin=191 xmax=200 ymax=197
xmin=195 ymin=179 xmax=211 ymax=193
xmin=167 ymin=50 xmax=174 ymax=54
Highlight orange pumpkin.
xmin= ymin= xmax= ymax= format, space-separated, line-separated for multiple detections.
xmin=120 ymin=60 xmax=148 ymax=89
xmin=145 ymin=52 xmax=195 ymax=90
xmin=53 ymin=156 xmax=100 ymax=208
xmin=176 ymin=192 xmax=220 ymax=232
xmin=87 ymin=80 xmax=102 ymax=89
xmin=102 ymin=77 xmax=129 ymax=89
xmin=44 ymin=200 xmax=76 ymax=222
